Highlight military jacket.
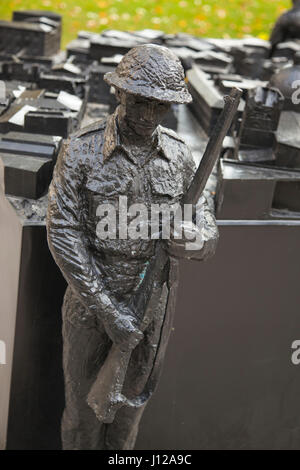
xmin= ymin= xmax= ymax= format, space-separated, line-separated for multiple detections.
xmin=47 ymin=106 xmax=218 ymax=321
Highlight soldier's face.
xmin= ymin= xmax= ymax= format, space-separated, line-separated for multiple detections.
xmin=119 ymin=92 xmax=171 ymax=136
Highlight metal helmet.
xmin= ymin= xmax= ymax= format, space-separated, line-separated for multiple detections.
xmin=269 ymin=63 xmax=300 ymax=99
xmin=104 ymin=44 xmax=192 ymax=104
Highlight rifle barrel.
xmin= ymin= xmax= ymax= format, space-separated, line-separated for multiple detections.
xmin=182 ymin=87 xmax=242 ymax=206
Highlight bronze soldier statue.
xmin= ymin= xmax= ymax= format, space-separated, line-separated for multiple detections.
xmin=47 ymin=44 xmax=220 ymax=450
xmin=270 ymin=0 xmax=300 ymax=56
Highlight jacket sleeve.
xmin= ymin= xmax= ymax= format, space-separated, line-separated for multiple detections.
xmin=46 ymin=136 xmax=118 ymax=321
xmin=191 ymin=192 xmax=219 ymax=262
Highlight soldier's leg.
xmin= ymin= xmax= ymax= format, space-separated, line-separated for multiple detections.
xmin=105 ymin=282 xmax=172 ymax=450
xmin=61 ymin=288 xmax=111 ymax=450
xmin=104 ymin=324 xmax=153 ymax=450
xmin=105 ymin=313 xmax=166 ymax=448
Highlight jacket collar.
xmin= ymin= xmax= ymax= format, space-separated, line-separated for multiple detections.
xmin=103 ymin=106 xmax=172 ymax=164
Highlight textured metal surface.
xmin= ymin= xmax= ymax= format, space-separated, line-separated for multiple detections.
xmin=104 ymin=44 xmax=192 ymax=104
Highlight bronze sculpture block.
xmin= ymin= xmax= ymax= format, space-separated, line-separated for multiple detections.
xmin=46 ymin=44 xmax=223 ymax=450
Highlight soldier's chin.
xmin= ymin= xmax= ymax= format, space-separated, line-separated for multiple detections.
xmin=135 ymin=122 xmax=157 ymax=136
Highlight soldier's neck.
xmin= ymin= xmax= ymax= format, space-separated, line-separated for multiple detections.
xmin=118 ymin=117 xmax=155 ymax=147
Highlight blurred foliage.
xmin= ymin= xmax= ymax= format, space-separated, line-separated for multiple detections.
xmin=0 ymin=0 xmax=291 ymax=48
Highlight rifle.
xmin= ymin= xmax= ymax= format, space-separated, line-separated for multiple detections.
xmin=87 ymin=87 xmax=242 ymax=423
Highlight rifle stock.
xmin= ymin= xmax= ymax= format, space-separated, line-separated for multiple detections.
xmin=87 ymin=345 xmax=131 ymax=423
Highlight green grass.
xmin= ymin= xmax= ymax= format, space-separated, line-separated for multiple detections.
xmin=0 ymin=0 xmax=291 ymax=48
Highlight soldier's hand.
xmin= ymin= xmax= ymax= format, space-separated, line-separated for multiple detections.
xmin=104 ymin=309 xmax=143 ymax=350
xmin=166 ymin=197 xmax=205 ymax=258
xmin=166 ymin=220 xmax=204 ymax=258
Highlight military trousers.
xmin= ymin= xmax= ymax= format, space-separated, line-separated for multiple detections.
xmin=60 ymin=280 xmax=173 ymax=450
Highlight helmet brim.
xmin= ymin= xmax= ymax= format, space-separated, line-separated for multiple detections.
xmin=104 ymin=71 xmax=193 ymax=104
